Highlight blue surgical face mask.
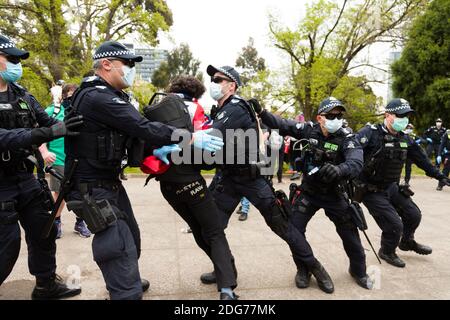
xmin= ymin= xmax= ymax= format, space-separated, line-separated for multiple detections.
xmin=392 ymin=117 xmax=409 ymax=132
xmin=0 ymin=61 xmax=23 ymax=83
xmin=121 ymin=65 xmax=136 ymax=88
xmin=324 ymin=118 xmax=343 ymax=133
xmin=209 ymin=82 xmax=225 ymax=101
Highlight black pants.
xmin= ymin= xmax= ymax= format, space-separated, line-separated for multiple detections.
xmin=67 ymin=183 xmax=142 ymax=300
xmin=277 ymin=149 xmax=284 ymax=182
xmin=209 ymin=173 xmax=317 ymax=270
xmin=362 ymin=183 xmax=421 ymax=253
xmin=0 ymin=173 xmax=57 ymax=286
xmin=291 ymin=190 xmax=367 ymax=277
xmin=426 ymin=143 xmax=440 ymax=166
xmin=160 ymin=178 xmax=236 ymax=290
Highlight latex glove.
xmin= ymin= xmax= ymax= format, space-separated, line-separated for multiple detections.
xmin=318 ymin=163 xmax=342 ymax=183
xmin=192 ymin=128 xmax=224 ymax=152
xmin=43 ymin=151 xmax=56 ymax=165
xmin=415 ymin=139 xmax=422 ymax=145
xmin=437 ymin=156 xmax=442 ymax=165
xmin=153 ymin=144 xmax=182 ymax=165
xmin=427 ymin=138 xmax=433 ymax=144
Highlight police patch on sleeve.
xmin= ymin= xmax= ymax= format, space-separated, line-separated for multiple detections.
xmin=112 ymin=97 xmax=127 ymax=104
xmin=346 ymin=141 xmax=356 ymax=149
xmin=296 ymin=123 xmax=304 ymax=130
xmin=217 ymin=111 xmax=226 ymax=120
xmin=360 ymin=136 xmax=368 ymax=144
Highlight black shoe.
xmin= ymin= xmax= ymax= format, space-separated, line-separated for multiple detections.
xmin=220 ymin=292 xmax=239 ymax=300
xmin=290 ymin=173 xmax=301 ymax=181
xmin=295 ymin=267 xmax=311 ymax=289
xmin=399 ymin=240 xmax=432 ymax=255
xmin=32 ymin=274 xmax=81 ymax=300
xmin=200 ymin=271 xmax=216 ymax=284
xmin=349 ymin=269 xmax=373 ymax=290
xmin=379 ymin=249 xmax=406 ymax=268
xmin=236 ymin=206 xmax=243 ymax=214
xmin=142 ymin=279 xmax=150 ymax=292
xmin=310 ymin=261 xmax=334 ymax=294
xmin=436 ymin=185 xmax=443 ymax=191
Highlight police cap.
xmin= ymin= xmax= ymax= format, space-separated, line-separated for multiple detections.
xmin=93 ymin=41 xmax=143 ymax=63
xmin=0 ymin=35 xmax=29 ymax=59
xmin=385 ymin=98 xmax=415 ymax=115
xmin=207 ymin=65 xmax=242 ymax=87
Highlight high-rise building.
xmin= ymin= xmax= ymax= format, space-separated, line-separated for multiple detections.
xmin=387 ymin=50 xmax=402 ymax=101
xmin=122 ymin=44 xmax=169 ymax=82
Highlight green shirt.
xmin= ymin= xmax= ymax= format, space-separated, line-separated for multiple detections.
xmin=45 ymin=104 xmax=66 ymax=166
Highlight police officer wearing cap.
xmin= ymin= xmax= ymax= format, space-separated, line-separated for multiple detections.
xmin=203 ymin=65 xmax=343 ymax=294
xmin=436 ymin=128 xmax=450 ymax=191
xmin=423 ymin=118 xmax=446 ymax=167
xmin=355 ymin=99 xmax=450 ymax=268
xmin=254 ymin=96 xmax=373 ymax=292
xmin=64 ymin=41 xmax=221 ymax=300
xmin=0 ymin=35 xmax=82 ymax=299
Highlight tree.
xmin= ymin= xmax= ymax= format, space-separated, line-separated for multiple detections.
xmin=235 ymin=38 xmax=273 ymax=109
xmin=391 ymin=0 xmax=450 ymax=132
xmin=151 ymin=43 xmax=203 ymax=89
xmin=269 ymin=0 xmax=427 ymax=121
xmin=0 ymin=0 xmax=173 ymax=104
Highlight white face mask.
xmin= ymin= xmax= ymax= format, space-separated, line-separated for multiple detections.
xmin=324 ymin=118 xmax=343 ymax=133
xmin=209 ymin=82 xmax=225 ymax=101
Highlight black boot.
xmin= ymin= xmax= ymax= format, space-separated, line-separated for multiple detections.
xmin=349 ymin=269 xmax=373 ymax=290
xmin=379 ymin=249 xmax=406 ymax=268
xmin=142 ymin=279 xmax=150 ymax=292
xmin=32 ymin=274 xmax=81 ymax=300
xmin=220 ymin=292 xmax=239 ymax=300
xmin=295 ymin=266 xmax=311 ymax=289
xmin=399 ymin=239 xmax=432 ymax=255
xmin=310 ymin=260 xmax=334 ymax=294
xmin=436 ymin=184 xmax=444 ymax=191
xmin=200 ymin=271 xmax=216 ymax=284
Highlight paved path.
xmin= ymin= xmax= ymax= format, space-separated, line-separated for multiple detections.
xmin=1 ymin=176 xmax=449 ymax=300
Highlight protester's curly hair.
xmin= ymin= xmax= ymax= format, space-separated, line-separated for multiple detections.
xmin=167 ymin=75 xmax=205 ymax=99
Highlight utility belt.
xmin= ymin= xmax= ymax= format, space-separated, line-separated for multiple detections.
xmin=67 ymin=180 xmax=126 ymax=234
xmin=0 ymin=200 xmax=19 ymax=225
xmin=300 ymin=181 xmax=337 ymax=196
xmin=351 ymin=181 xmax=414 ymax=203
xmin=224 ymin=164 xmax=261 ymax=179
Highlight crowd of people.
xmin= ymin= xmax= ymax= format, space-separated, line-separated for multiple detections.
xmin=1 ymin=34 xmax=449 ymax=301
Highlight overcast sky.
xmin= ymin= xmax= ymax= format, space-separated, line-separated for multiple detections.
xmin=152 ymin=0 xmax=392 ymax=108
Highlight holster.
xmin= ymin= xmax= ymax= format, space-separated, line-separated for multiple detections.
xmin=67 ymin=196 xmax=125 ymax=234
xmin=349 ymin=201 xmax=368 ymax=231
xmin=268 ymin=190 xmax=292 ymax=237
xmin=351 ymin=181 xmax=367 ymax=203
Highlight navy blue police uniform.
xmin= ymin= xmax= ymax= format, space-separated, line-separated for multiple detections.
xmin=355 ymin=99 xmax=450 ymax=267
xmin=437 ymin=130 xmax=450 ymax=190
xmin=64 ymin=41 xmax=182 ymax=300
xmin=260 ymin=98 xmax=369 ymax=289
xmin=423 ymin=119 xmax=446 ymax=166
xmin=0 ymin=35 xmax=81 ymax=299
xmin=205 ymin=66 xmax=340 ymax=293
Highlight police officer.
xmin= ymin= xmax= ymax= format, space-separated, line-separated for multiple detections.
xmin=144 ymin=75 xmax=237 ymax=300
xmin=355 ymin=99 xmax=450 ymax=268
xmin=255 ymin=97 xmax=373 ymax=291
xmin=0 ymin=35 xmax=82 ymax=299
xmin=203 ymin=65 xmax=338 ymax=295
xmin=64 ymin=41 xmax=221 ymax=300
xmin=423 ymin=118 xmax=446 ymax=167
xmin=436 ymin=129 xmax=450 ymax=191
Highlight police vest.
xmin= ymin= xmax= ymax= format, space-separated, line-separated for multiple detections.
xmin=65 ymin=82 xmax=128 ymax=171
xmin=0 ymin=93 xmax=37 ymax=168
xmin=365 ymin=128 xmax=408 ymax=185
xmin=300 ymin=127 xmax=347 ymax=192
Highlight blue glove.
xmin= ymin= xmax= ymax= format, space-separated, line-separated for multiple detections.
xmin=153 ymin=144 xmax=182 ymax=165
xmin=192 ymin=128 xmax=224 ymax=152
xmin=427 ymin=138 xmax=433 ymax=144
xmin=437 ymin=156 xmax=442 ymax=165
xmin=415 ymin=139 xmax=422 ymax=145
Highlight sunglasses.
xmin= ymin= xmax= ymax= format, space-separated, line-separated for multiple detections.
xmin=211 ymin=76 xmax=233 ymax=84
xmin=320 ymin=113 xmax=344 ymax=120
xmin=108 ymin=58 xmax=135 ymax=68
xmin=0 ymin=54 xmax=21 ymax=65
xmin=395 ymin=113 xmax=409 ymax=119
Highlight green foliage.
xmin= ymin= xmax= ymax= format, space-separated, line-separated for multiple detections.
xmin=130 ymin=81 xmax=157 ymax=113
xmin=151 ymin=43 xmax=203 ymax=89
xmin=270 ymin=0 xmax=427 ymax=123
xmin=0 ymin=0 xmax=172 ymax=98
xmin=392 ymin=0 xmax=450 ymax=132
